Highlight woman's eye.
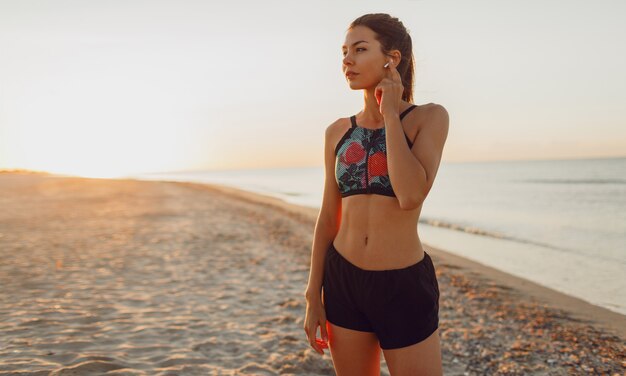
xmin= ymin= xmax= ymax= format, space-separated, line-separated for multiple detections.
xmin=342 ymin=48 xmax=365 ymax=56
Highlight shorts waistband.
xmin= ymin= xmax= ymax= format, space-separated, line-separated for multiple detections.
xmin=328 ymin=242 xmax=430 ymax=274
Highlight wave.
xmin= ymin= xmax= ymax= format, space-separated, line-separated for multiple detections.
xmin=419 ymin=217 xmax=572 ymax=255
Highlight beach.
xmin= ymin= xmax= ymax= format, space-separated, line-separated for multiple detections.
xmin=0 ymin=172 xmax=624 ymax=375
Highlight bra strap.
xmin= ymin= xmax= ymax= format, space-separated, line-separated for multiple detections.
xmin=350 ymin=115 xmax=357 ymax=128
xmin=399 ymin=105 xmax=418 ymax=120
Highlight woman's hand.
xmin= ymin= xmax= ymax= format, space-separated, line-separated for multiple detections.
xmin=374 ymin=60 xmax=404 ymax=118
xmin=303 ymin=294 xmax=329 ymax=355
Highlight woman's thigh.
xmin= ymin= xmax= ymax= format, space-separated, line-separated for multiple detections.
xmin=382 ymin=328 xmax=443 ymax=376
xmin=327 ymin=321 xmax=381 ymax=376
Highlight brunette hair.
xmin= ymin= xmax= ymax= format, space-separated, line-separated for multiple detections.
xmin=348 ymin=13 xmax=415 ymax=103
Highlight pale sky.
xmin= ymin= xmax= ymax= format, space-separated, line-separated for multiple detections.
xmin=1 ymin=0 xmax=624 ymax=177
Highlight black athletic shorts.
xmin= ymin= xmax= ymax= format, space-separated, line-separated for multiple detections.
xmin=322 ymin=241 xmax=440 ymax=350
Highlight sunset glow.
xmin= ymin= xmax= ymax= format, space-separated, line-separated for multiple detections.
xmin=1 ymin=1 xmax=624 ymax=176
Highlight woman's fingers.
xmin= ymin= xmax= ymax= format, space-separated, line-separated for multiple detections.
xmin=316 ymin=337 xmax=329 ymax=349
xmin=309 ymin=328 xmax=324 ymax=354
xmin=304 ymin=302 xmax=328 ymax=355
xmin=315 ymin=319 xmax=329 ymax=352
xmin=304 ymin=322 xmax=325 ymax=354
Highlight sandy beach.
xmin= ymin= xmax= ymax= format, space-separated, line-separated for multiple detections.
xmin=0 ymin=172 xmax=624 ymax=375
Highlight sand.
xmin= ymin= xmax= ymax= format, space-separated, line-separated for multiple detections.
xmin=0 ymin=172 xmax=624 ymax=375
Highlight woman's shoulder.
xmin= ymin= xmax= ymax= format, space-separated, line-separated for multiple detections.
xmin=325 ymin=117 xmax=352 ymax=138
xmin=411 ymin=102 xmax=443 ymax=113
xmin=421 ymin=102 xmax=447 ymax=115
xmin=423 ymin=102 xmax=449 ymax=128
xmin=409 ymin=102 xmax=448 ymax=126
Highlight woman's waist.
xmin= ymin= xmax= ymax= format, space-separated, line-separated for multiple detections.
xmin=334 ymin=227 xmax=424 ymax=270
xmin=335 ymin=228 xmax=422 ymax=250
xmin=337 ymin=219 xmax=418 ymax=239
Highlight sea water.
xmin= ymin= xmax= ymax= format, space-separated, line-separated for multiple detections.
xmin=128 ymin=157 xmax=626 ymax=316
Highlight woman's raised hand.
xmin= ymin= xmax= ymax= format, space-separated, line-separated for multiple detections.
xmin=374 ymin=59 xmax=404 ymax=118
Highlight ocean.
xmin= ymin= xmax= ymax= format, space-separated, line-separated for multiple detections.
xmin=127 ymin=157 xmax=626 ymax=316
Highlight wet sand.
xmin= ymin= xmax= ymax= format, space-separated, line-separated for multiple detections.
xmin=0 ymin=173 xmax=624 ymax=375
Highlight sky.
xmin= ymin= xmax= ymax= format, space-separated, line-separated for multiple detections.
xmin=0 ymin=0 xmax=624 ymax=178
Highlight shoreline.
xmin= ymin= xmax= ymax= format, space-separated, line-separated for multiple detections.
xmin=172 ymin=178 xmax=626 ymax=340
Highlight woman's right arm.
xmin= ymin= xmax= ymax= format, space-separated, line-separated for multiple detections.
xmin=304 ymin=120 xmax=342 ymax=302
xmin=303 ymin=120 xmax=342 ymax=354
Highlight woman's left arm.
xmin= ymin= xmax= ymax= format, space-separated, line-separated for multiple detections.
xmin=385 ymin=104 xmax=449 ymax=210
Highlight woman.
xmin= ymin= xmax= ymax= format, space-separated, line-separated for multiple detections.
xmin=303 ymin=13 xmax=449 ymax=375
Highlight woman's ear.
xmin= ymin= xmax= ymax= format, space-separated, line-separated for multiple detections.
xmin=387 ymin=51 xmax=401 ymax=67
xmin=392 ymin=51 xmax=401 ymax=66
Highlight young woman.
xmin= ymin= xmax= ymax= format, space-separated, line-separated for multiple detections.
xmin=303 ymin=13 xmax=449 ymax=375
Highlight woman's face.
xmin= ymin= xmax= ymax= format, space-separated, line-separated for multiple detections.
xmin=342 ymin=26 xmax=389 ymax=90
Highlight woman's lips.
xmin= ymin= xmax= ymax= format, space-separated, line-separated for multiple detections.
xmin=346 ymin=73 xmax=359 ymax=80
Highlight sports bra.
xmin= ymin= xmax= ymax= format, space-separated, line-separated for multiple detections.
xmin=335 ymin=104 xmax=418 ymax=198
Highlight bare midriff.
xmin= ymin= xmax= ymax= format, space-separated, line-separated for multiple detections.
xmin=333 ymin=194 xmax=425 ymax=271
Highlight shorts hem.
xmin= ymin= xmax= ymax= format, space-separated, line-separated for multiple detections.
xmin=326 ymin=318 xmax=375 ymax=333
xmin=378 ymin=321 xmax=439 ymax=350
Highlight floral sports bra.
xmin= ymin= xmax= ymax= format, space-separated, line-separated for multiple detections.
xmin=335 ymin=105 xmax=418 ymax=198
